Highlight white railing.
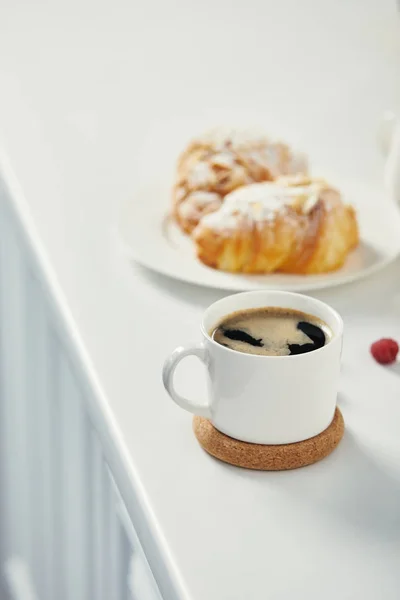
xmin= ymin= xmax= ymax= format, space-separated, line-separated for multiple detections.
xmin=0 ymin=177 xmax=163 ymax=600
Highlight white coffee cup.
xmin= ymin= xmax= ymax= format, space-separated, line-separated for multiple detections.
xmin=163 ymin=291 xmax=343 ymax=445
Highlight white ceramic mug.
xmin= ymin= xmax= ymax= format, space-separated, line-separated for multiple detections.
xmin=163 ymin=291 xmax=343 ymax=445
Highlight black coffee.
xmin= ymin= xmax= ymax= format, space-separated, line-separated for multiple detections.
xmin=211 ymin=307 xmax=331 ymax=356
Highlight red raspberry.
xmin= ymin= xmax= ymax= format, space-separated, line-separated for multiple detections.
xmin=370 ymin=338 xmax=399 ymax=365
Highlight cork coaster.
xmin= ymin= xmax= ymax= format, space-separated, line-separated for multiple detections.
xmin=193 ymin=407 xmax=344 ymax=471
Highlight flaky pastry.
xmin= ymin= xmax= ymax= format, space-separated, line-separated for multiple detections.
xmin=192 ymin=176 xmax=359 ymax=274
xmin=172 ymin=128 xmax=308 ymax=234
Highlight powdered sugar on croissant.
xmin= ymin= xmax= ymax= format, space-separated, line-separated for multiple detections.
xmin=200 ymin=179 xmax=325 ymax=229
xmin=193 ymin=177 xmax=359 ymax=274
xmin=172 ymin=127 xmax=308 ymax=234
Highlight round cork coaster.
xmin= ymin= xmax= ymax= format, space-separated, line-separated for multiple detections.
xmin=193 ymin=407 xmax=344 ymax=471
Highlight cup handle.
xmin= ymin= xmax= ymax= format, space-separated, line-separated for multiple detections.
xmin=162 ymin=343 xmax=212 ymax=418
xmin=378 ymin=112 xmax=400 ymax=207
xmin=378 ymin=111 xmax=397 ymax=157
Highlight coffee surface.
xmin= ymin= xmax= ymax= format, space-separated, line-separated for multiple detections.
xmin=211 ymin=307 xmax=331 ymax=356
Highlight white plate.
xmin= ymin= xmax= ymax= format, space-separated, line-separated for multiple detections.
xmin=119 ymin=179 xmax=400 ymax=292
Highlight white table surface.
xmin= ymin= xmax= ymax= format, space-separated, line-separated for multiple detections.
xmin=1 ymin=1 xmax=400 ymax=598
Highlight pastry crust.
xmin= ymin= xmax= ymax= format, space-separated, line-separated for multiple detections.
xmin=193 ymin=176 xmax=359 ymax=275
xmin=278 ymin=176 xmax=359 ymax=274
xmin=172 ymin=128 xmax=308 ymax=234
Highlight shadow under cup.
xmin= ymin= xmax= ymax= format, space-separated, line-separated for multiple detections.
xmin=201 ymin=291 xmax=343 ymax=444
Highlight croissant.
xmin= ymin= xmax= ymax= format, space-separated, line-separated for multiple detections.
xmin=192 ymin=176 xmax=359 ymax=275
xmin=172 ymin=128 xmax=308 ymax=234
